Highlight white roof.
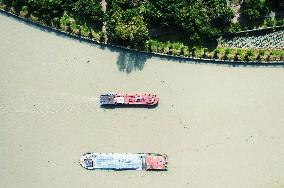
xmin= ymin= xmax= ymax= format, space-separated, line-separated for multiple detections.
xmin=80 ymin=153 xmax=145 ymax=170
xmin=116 ymin=97 xmax=125 ymax=104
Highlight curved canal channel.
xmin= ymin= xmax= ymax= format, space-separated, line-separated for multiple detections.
xmin=1 ymin=13 xmax=284 ymax=188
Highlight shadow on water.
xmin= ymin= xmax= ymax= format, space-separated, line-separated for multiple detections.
xmin=115 ymin=51 xmax=148 ymax=74
xmin=97 ymin=45 xmax=151 ymax=73
xmin=155 ymin=55 xmax=284 ymax=68
xmin=0 ymin=10 xmax=151 ymax=73
xmin=101 ymin=103 xmax=159 ymax=110
xmin=1 ymin=10 xmax=283 ymax=71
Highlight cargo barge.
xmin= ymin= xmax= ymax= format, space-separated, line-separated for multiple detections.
xmin=80 ymin=153 xmax=167 ymax=171
xmin=100 ymin=93 xmax=159 ymax=106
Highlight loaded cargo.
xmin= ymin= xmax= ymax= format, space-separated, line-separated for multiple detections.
xmin=80 ymin=153 xmax=167 ymax=171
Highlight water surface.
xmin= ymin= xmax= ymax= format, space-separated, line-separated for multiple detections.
xmin=0 ymin=13 xmax=284 ymax=188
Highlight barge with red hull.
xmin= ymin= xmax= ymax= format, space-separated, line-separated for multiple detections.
xmin=100 ymin=93 xmax=159 ymax=106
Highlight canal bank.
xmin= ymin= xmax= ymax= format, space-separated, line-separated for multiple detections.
xmin=1 ymin=9 xmax=284 ymax=66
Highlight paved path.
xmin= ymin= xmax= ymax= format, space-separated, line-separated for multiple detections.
xmin=101 ymin=0 xmax=107 ymax=43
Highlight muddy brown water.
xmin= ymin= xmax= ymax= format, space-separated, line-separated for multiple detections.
xmin=1 ymin=13 xmax=284 ymax=188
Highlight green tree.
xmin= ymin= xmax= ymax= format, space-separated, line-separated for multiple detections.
xmin=107 ymin=8 xmax=149 ymax=48
xmin=149 ymin=0 xmax=184 ymax=26
xmin=72 ymin=0 xmax=103 ymax=22
xmin=1 ymin=0 xmax=28 ymax=7
xmin=205 ymin=0 xmax=234 ymax=26
xmin=138 ymin=0 xmax=162 ymax=27
xmin=176 ymin=0 xmax=232 ymax=41
xmin=241 ymin=0 xmax=269 ymax=20
xmin=177 ymin=0 xmax=211 ymax=41
xmin=28 ymin=0 xmax=62 ymax=11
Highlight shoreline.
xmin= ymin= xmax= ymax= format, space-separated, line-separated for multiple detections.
xmin=1 ymin=8 xmax=283 ymax=66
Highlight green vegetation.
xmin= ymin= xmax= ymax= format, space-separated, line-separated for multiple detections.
xmin=238 ymin=0 xmax=284 ymax=30
xmin=145 ymin=39 xmax=284 ymax=62
xmin=241 ymin=0 xmax=269 ymax=21
xmin=0 ymin=0 xmax=283 ymax=63
xmin=106 ymin=0 xmax=233 ymax=45
xmin=106 ymin=1 xmax=149 ymax=49
xmin=0 ymin=0 xmax=103 ymax=40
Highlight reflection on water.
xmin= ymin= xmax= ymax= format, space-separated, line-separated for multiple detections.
xmin=116 ymin=52 xmax=149 ymax=74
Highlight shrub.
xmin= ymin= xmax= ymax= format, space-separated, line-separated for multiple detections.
xmin=163 ymin=45 xmax=170 ymax=54
xmin=51 ymin=17 xmax=60 ymax=27
xmin=90 ymin=29 xmax=103 ymax=42
xmin=213 ymin=48 xmax=220 ymax=59
xmin=148 ymin=40 xmax=158 ymax=53
xmin=266 ymin=18 xmax=275 ymax=27
xmin=80 ymin=24 xmax=90 ymax=37
xmin=70 ymin=22 xmax=80 ymax=34
xmin=171 ymin=42 xmax=183 ymax=56
xmin=224 ymin=48 xmax=231 ymax=60
xmin=20 ymin=5 xmax=29 ymax=17
xmin=256 ymin=50 xmax=264 ymax=61
xmin=276 ymin=18 xmax=284 ymax=26
xmin=30 ymin=13 xmax=38 ymax=22
xmin=259 ymin=50 xmax=265 ymax=56
xmin=182 ymin=47 xmax=190 ymax=57
xmin=266 ymin=54 xmax=271 ymax=61
xmin=60 ymin=12 xmax=72 ymax=31
xmin=191 ymin=47 xmax=197 ymax=57
xmin=157 ymin=42 xmax=165 ymax=53
xmin=234 ymin=49 xmax=242 ymax=61
xmin=245 ymin=50 xmax=254 ymax=61
xmin=202 ymin=48 xmax=208 ymax=58
xmin=227 ymin=22 xmax=242 ymax=34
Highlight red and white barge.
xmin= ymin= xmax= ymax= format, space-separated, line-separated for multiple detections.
xmin=100 ymin=93 xmax=159 ymax=106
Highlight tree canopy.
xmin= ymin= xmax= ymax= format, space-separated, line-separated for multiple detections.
xmin=106 ymin=0 xmax=233 ymax=44
xmin=241 ymin=0 xmax=269 ymax=20
xmin=72 ymin=0 xmax=103 ymax=22
xmin=107 ymin=3 xmax=149 ymax=48
xmin=2 ymin=0 xmax=281 ymax=50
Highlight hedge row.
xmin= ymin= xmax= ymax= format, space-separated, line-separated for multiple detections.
xmin=146 ymin=40 xmax=284 ymax=62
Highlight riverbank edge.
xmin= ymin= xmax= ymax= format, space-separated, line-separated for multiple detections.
xmin=1 ymin=9 xmax=283 ymax=66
